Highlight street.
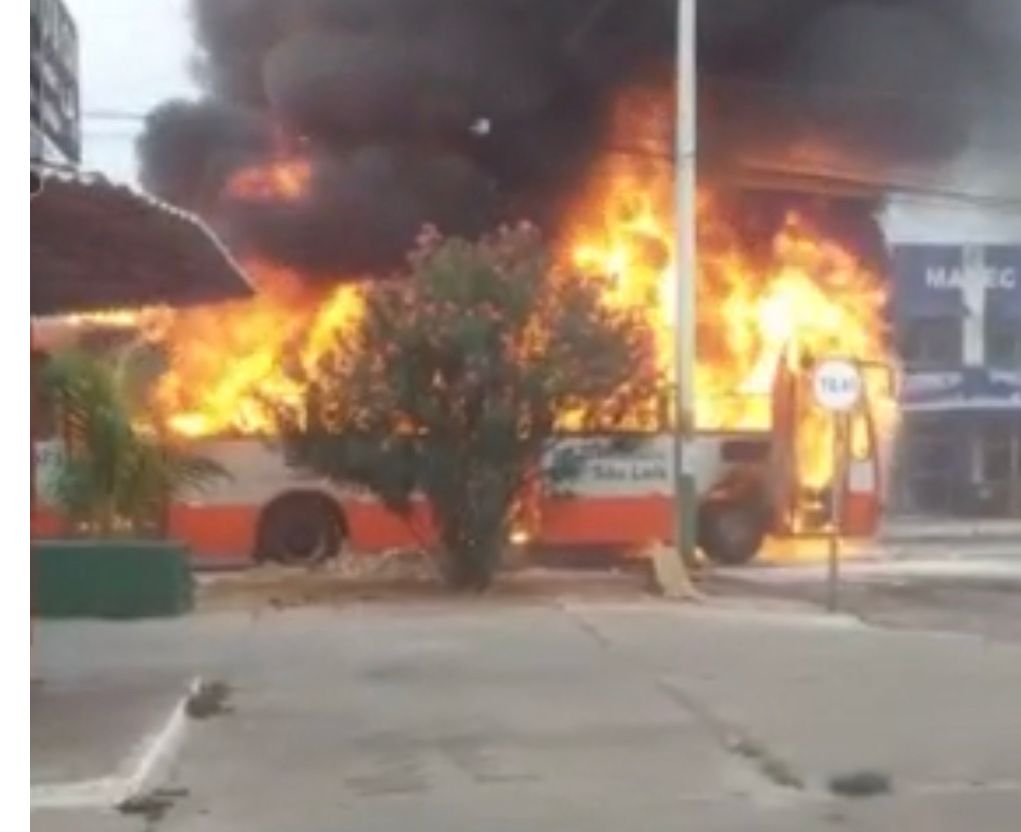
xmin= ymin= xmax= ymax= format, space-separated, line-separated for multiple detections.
xmin=713 ymin=536 xmax=1021 ymax=641
xmin=27 ymin=1 xmax=1021 ymax=830
xmin=31 ymin=561 xmax=1021 ymax=832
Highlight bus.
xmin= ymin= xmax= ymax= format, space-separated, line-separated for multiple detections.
xmin=31 ymin=350 xmax=893 ymax=567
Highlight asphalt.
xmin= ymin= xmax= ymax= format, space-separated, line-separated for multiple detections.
xmin=710 ymin=535 xmax=1021 ymax=641
xmin=30 ymin=589 xmax=1021 ymax=831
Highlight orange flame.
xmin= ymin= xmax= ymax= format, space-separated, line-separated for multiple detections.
xmin=227 ymin=158 xmax=312 ymax=202
xmin=152 ymin=261 xmax=363 ymax=437
xmin=564 ymin=154 xmax=893 ymax=490
xmin=138 ymin=154 xmax=362 ymax=437
xmin=92 ymin=142 xmax=893 ymax=504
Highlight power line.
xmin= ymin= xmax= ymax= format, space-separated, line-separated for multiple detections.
xmin=82 ymin=73 xmax=1021 ymax=121
xmin=598 ymin=144 xmax=1021 ymax=209
xmin=83 ymin=109 xmax=148 ymax=121
xmin=81 ymin=129 xmax=139 ymax=139
xmin=700 ymin=75 xmax=1021 ymax=113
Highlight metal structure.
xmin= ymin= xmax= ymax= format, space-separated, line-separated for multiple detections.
xmin=673 ymin=0 xmax=699 ymax=567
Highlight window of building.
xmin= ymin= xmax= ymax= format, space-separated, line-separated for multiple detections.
xmin=897 ymin=316 xmax=963 ymax=370
xmin=986 ymin=317 xmax=1021 ymax=370
xmin=978 ymin=418 xmax=1021 ymax=517
xmin=899 ymin=422 xmax=960 ymax=515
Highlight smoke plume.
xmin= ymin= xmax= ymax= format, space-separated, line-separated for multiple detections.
xmin=137 ymin=0 xmax=1021 ymax=279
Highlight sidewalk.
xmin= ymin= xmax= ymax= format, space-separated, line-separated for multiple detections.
xmin=881 ymin=516 xmax=1021 ymax=543
xmin=31 ymin=587 xmax=1021 ymax=830
xmin=32 ymin=672 xmax=189 ymax=793
xmin=31 ymin=613 xmax=252 ymax=822
xmin=715 ymin=557 xmax=1021 ymax=586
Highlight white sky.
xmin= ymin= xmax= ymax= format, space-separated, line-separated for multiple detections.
xmin=67 ymin=0 xmax=198 ymax=185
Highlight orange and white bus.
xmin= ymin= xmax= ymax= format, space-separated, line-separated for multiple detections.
xmin=31 ymin=353 xmax=892 ymax=567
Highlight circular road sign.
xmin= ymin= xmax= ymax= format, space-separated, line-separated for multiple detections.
xmin=812 ymin=359 xmax=863 ymax=413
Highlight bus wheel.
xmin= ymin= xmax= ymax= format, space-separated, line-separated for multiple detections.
xmin=256 ymin=493 xmax=345 ymax=566
xmin=698 ymin=501 xmax=764 ymax=566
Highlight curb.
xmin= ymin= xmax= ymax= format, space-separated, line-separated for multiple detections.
xmin=562 ymin=596 xmax=865 ymax=630
xmin=880 ymin=521 xmax=1021 ymax=545
xmin=31 ymin=677 xmax=200 ymax=811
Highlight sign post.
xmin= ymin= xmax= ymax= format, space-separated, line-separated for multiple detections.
xmin=812 ymin=359 xmax=863 ymax=613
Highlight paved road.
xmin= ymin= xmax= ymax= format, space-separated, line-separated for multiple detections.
xmin=31 ymin=594 xmax=1021 ymax=831
xmin=711 ymin=541 xmax=1021 ymax=641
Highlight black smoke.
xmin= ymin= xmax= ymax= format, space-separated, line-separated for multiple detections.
xmin=137 ymin=0 xmax=1021 ymax=279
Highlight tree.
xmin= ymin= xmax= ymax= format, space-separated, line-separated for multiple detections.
xmin=285 ymin=224 xmax=661 ymax=590
xmin=40 ymin=350 xmax=226 ymax=537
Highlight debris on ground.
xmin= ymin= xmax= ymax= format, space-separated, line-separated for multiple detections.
xmin=118 ymin=787 xmax=188 ymax=824
xmin=185 ymin=680 xmax=233 ymax=720
xmin=196 ymin=562 xmax=650 ymax=611
xmin=828 ymin=769 xmax=893 ymax=797
xmin=726 ymin=733 xmax=805 ymax=790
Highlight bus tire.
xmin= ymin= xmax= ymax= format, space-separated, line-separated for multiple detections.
xmin=255 ymin=492 xmax=346 ymax=566
xmin=698 ymin=500 xmax=765 ymax=566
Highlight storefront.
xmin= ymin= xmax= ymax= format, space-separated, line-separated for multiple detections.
xmin=888 ymin=241 xmax=1021 ymax=518
xmin=895 ymin=371 xmax=1021 ymax=517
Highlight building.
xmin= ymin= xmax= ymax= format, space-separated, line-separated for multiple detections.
xmin=882 ymin=196 xmax=1021 ymax=519
xmin=31 ymin=0 xmax=79 ymax=168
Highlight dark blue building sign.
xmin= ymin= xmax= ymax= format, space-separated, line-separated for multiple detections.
xmin=891 ymin=245 xmax=966 ymax=317
xmin=893 ymin=244 xmax=1021 ymax=412
xmin=984 ymin=246 xmax=1021 ymax=316
xmin=902 ymin=368 xmax=1021 ymax=411
xmin=891 ymin=244 xmax=1021 ymax=319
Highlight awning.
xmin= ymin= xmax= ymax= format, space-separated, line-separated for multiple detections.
xmin=902 ymin=368 xmax=1021 ymax=413
xmin=31 ymin=172 xmax=252 ymax=316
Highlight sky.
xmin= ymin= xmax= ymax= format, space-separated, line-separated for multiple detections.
xmin=68 ymin=0 xmax=197 ymax=184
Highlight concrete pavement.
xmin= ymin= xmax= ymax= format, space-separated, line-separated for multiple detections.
xmin=881 ymin=517 xmax=1021 ymax=544
xmin=31 ymin=596 xmax=1021 ymax=831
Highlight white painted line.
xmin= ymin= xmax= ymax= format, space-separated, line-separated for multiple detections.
xmin=31 ymin=676 xmax=201 ymax=811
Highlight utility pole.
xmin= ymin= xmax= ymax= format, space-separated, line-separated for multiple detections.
xmin=673 ymin=0 xmax=699 ymax=571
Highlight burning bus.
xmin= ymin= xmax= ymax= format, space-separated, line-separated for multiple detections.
xmin=31 ymin=146 xmax=897 ymax=566
xmin=31 ymin=332 xmax=893 ymax=567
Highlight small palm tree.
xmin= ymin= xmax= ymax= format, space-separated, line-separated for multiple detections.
xmin=40 ymin=350 xmax=226 ymax=538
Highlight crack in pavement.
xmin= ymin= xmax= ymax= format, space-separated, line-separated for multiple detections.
xmin=560 ymin=602 xmax=808 ymax=800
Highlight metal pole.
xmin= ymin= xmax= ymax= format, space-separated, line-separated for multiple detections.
xmin=673 ymin=0 xmax=699 ymax=569
xmin=827 ymin=414 xmax=846 ymax=612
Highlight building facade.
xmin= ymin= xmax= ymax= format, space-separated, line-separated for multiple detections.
xmin=882 ymin=197 xmax=1021 ymax=518
xmin=31 ymin=0 xmax=79 ymax=167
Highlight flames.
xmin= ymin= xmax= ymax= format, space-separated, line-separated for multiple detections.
xmin=136 ymin=154 xmax=364 ymax=437
xmin=151 ymin=261 xmax=363 ymax=437
xmin=227 ymin=157 xmax=311 ymax=202
xmin=41 ymin=144 xmax=893 ymax=506
xmin=564 ymin=154 xmax=892 ymax=489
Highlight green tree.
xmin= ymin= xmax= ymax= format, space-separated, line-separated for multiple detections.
xmin=285 ymin=224 xmax=661 ymax=590
xmin=40 ymin=350 xmax=226 ymax=537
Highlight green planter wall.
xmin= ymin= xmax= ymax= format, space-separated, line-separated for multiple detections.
xmin=32 ymin=540 xmax=193 ymax=618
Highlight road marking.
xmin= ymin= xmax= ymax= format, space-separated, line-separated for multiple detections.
xmin=31 ymin=677 xmax=201 ymax=811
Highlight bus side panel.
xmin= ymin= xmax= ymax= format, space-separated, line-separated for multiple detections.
xmin=344 ymin=500 xmax=436 ymax=551
xmin=538 ymin=437 xmax=674 ymax=550
xmin=168 ymin=504 xmax=259 ymax=564
xmin=842 ymin=492 xmax=879 ymax=536
xmin=31 ymin=506 xmax=62 ymax=538
xmin=538 ymin=495 xmax=672 ymax=548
